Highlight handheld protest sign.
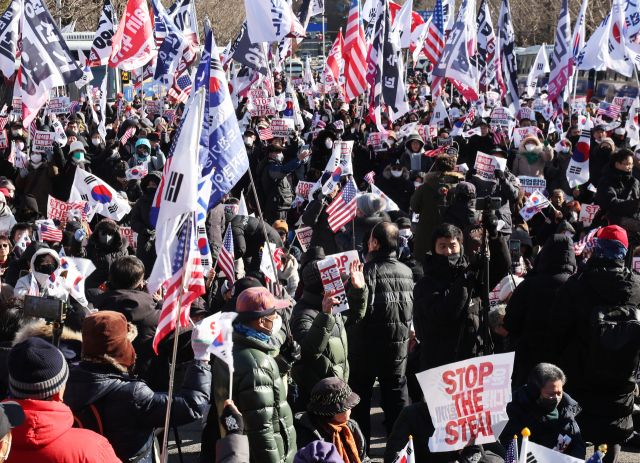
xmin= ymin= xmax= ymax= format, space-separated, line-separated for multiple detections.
xmin=317 ymin=257 xmax=349 ymax=314
xmin=473 ymin=152 xmax=507 ymax=183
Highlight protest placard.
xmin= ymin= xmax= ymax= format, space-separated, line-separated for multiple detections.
xmin=11 ymin=97 xmax=21 ymax=115
xmin=32 ymin=131 xmax=55 ymax=153
xmin=317 ymin=257 xmax=349 ymax=313
xmin=487 ymin=91 xmax=499 ymax=102
xmin=248 ymin=97 xmax=277 ymax=117
xmin=308 ymin=130 xmax=320 ymax=140
xmin=518 ymin=107 xmax=534 ymax=121
xmin=474 ymin=152 xmax=507 ymax=183
xmin=579 ymin=204 xmax=600 ymax=226
xmin=634 ymin=257 xmax=640 ymax=272
xmin=49 ymin=97 xmax=70 ymax=114
xmin=270 ymin=118 xmax=295 ymax=137
xmin=416 ymin=124 xmax=438 ymax=142
xmin=295 ymin=226 xmax=313 ymax=252
xmin=223 ymin=204 xmax=239 ymax=214
xmin=454 ymin=163 xmax=469 ymax=175
xmin=570 ymin=96 xmax=586 ymax=105
xmin=490 ymin=107 xmax=511 ymax=126
xmin=145 ymin=100 xmax=160 ymax=113
xmin=0 ymin=130 xmax=7 ymax=150
xmin=326 ymin=250 xmax=359 ymax=275
xmin=532 ymin=99 xmax=546 ymax=112
xmin=51 ymin=118 xmax=68 ymax=145
xmin=613 ymin=97 xmax=626 ymax=110
xmin=367 ymin=132 xmax=389 ymax=150
xmin=291 ymin=77 xmax=303 ymax=85
xmin=416 ymin=353 xmax=514 ymax=452
xmin=47 ymin=195 xmax=91 ymax=222
xmin=513 ymin=126 xmax=538 ymax=148
xmin=295 ymin=181 xmax=318 ymax=200
xmin=249 ymin=89 xmax=268 ymax=99
xmin=120 ymin=227 xmax=139 ymax=250
xmin=489 ymin=282 xmax=502 ymax=308
xmin=517 ymin=176 xmax=546 ymax=196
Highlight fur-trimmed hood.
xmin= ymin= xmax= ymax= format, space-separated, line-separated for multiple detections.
xmin=89 ymin=218 xmax=125 ymax=252
xmin=518 ymin=135 xmax=543 ymax=155
xmin=12 ymin=319 xmax=83 ymax=346
xmin=423 ymin=170 xmax=464 ymax=183
xmin=383 ymin=164 xmax=410 ymax=180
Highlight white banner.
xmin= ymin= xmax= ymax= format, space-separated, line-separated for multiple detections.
xmin=295 ymin=226 xmax=313 ymax=252
xmin=32 ymin=131 xmax=55 ymax=152
xmin=517 ymin=176 xmax=546 ymax=196
xmin=317 ymin=256 xmax=349 ymax=313
xmin=473 ymin=152 xmax=507 ymax=183
xmin=513 ymin=126 xmax=538 ymax=148
xmin=579 ymin=204 xmax=600 ymax=226
xmin=417 ymin=353 xmax=514 ymax=452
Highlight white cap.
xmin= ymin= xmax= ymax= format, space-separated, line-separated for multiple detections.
xmin=154 ymin=117 xmax=163 ymax=127
xmin=69 ymin=140 xmax=86 ymax=154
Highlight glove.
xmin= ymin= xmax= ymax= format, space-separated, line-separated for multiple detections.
xmin=279 ymin=335 xmax=301 ymax=364
xmin=494 ymin=169 xmax=505 ymax=180
xmin=74 ymin=229 xmax=87 ymax=242
xmin=191 ymin=319 xmax=215 ymax=361
xmin=465 ymin=168 xmax=477 ymax=181
xmin=108 ymin=140 xmax=121 ymax=151
xmin=220 ymin=403 xmax=244 ymax=435
xmin=458 ymin=445 xmax=484 ymax=463
xmin=19 ymin=168 xmax=28 ymax=178
xmin=483 ymin=212 xmax=499 ymax=238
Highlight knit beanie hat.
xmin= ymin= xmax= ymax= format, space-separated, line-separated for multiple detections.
xmin=8 ymin=337 xmax=69 ymax=399
xmin=356 ymin=193 xmax=386 ymax=216
xmin=81 ymin=311 xmax=137 ymax=372
xmin=594 ymin=225 xmax=628 ymax=261
xmin=307 ymin=377 xmax=360 ymax=416
xmin=302 ymin=261 xmax=324 ymax=294
xmin=294 ymin=442 xmax=344 ymax=463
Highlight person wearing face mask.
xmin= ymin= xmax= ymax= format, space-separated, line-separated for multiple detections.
xmin=457 ymin=118 xmax=495 ymax=167
xmin=545 ymin=139 xmax=574 ymax=197
xmin=309 ymin=130 xmax=338 ymax=171
xmin=376 ymin=160 xmax=414 ymax=213
xmin=52 ymin=140 xmax=91 ymax=202
xmin=86 ymin=129 xmax=105 ymax=159
xmin=14 ymin=248 xmax=66 ymax=298
xmin=131 ymin=172 xmax=162 ymax=277
xmin=70 ymin=218 xmax=129 ymax=289
xmin=586 ymin=126 xmax=609 ymax=185
xmin=129 ymin=138 xmax=165 ymax=172
xmin=441 ymin=182 xmax=480 ymax=232
xmin=612 ymin=126 xmax=630 ymax=150
xmin=14 ymin=194 xmax=44 ymax=223
xmin=400 ymin=132 xmax=433 ymax=175
xmin=208 ymin=287 xmax=298 ymax=463
xmin=302 ymin=174 xmax=345 ymax=255
xmin=512 ymin=135 xmax=552 ymax=178
xmin=0 ymin=192 xmax=15 ymax=239
xmin=595 ymin=149 xmax=640 ymax=226
xmin=15 ymin=145 xmax=58 ymax=215
xmin=93 ymin=130 xmax=125 ymax=182
xmin=499 ymin=364 xmax=586 ymax=459
xmin=108 ymin=160 xmax=143 ymax=205
xmin=413 ymin=220 xmax=510 ymax=372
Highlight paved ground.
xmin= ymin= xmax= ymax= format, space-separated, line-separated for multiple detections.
xmin=168 ymin=383 xmax=640 ymax=462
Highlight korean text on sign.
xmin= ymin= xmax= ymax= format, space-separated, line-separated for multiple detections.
xmin=317 ymin=257 xmax=349 ymax=314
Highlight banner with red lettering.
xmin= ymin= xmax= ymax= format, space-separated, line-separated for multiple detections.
xmin=120 ymin=226 xmax=139 ymax=250
xmin=47 ymin=195 xmax=92 ymax=222
xmin=416 ymin=353 xmax=514 ymax=452
xmin=325 ymin=250 xmax=359 ymax=275
xmin=579 ymin=204 xmax=600 ymax=226
xmin=295 ymin=226 xmax=313 ymax=252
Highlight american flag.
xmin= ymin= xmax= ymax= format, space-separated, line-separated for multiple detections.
xmin=343 ymin=0 xmax=367 ymax=101
xmin=505 ymin=439 xmax=516 ymax=463
xmin=259 ymin=128 xmax=274 ymax=140
xmin=425 ymin=146 xmax=446 ymax=157
xmin=218 ymin=225 xmax=235 ymax=284
xmin=326 ymin=178 xmax=357 ymax=232
xmin=574 ymin=227 xmax=599 ymax=255
xmin=69 ymin=101 xmax=80 ymax=114
xmin=364 ymin=171 xmax=375 ymax=184
xmin=597 ymin=101 xmax=621 ymax=119
xmin=431 ymin=76 xmax=445 ymax=97
xmin=133 ymin=73 xmax=142 ymax=91
xmin=120 ymin=127 xmax=136 ymax=144
xmin=152 ymin=217 xmax=206 ymax=354
xmin=28 ymin=274 xmax=40 ymax=296
xmin=423 ymin=0 xmax=445 ymax=66
xmin=168 ymin=75 xmax=193 ymax=104
xmin=0 ymin=117 xmax=8 ymax=130
xmin=38 ymin=222 xmax=63 ymax=242
xmin=165 ymin=109 xmax=179 ymax=124
xmin=80 ymin=93 xmax=86 ymax=103
xmin=29 ymin=120 xmax=37 ymax=140
xmin=493 ymin=126 xmax=506 ymax=145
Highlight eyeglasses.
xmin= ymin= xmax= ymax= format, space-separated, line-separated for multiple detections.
xmin=0 ymin=244 xmax=9 ymax=248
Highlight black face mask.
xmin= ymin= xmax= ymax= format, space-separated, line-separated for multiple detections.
xmin=537 ymin=395 xmax=561 ymax=414
xmin=38 ymin=263 xmax=57 ymax=275
xmin=599 ymin=146 xmax=613 ymax=157
xmin=146 ymin=187 xmax=157 ymax=195
xmin=433 ymin=252 xmax=461 ymax=268
xmin=99 ymin=233 xmax=114 ymax=245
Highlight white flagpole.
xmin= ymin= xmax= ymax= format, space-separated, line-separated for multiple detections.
xmin=160 ymin=213 xmax=192 ymax=463
xmin=322 ymin=14 xmax=327 ymax=104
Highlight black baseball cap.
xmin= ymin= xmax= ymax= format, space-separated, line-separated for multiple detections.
xmin=0 ymin=401 xmax=25 ymax=438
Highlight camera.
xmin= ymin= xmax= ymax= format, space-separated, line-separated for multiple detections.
xmin=475 ymin=196 xmax=501 ymax=212
xmin=24 ymin=296 xmax=67 ymax=322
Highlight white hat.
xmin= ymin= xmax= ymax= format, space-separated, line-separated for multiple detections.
xmin=69 ymin=140 xmax=86 ymax=154
xmin=498 ymin=275 xmax=523 ymax=301
xmin=154 ymin=117 xmax=163 ymax=127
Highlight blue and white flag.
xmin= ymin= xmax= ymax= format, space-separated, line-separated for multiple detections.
xmin=152 ymin=0 xmax=191 ymax=87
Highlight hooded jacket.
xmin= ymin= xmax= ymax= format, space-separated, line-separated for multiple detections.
xmin=71 ymin=219 xmax=129 ymax=289
xmin=309 ymin=130 xmax=337 ymax=171
xmin=6 ymin=398 xmax=120 ymax=463
xmin=595 ymin=161 xmax=640 ymax=226
xmin=550 ymin=256 xmax=640 ymax=444
xmin=400 ymin=132 xmax=432 ymax=174
xmin=14 ymin=248 xmax=65 ymax=299
xmin=64 ymin=358 xmax=211 ymax=463
xmin=512 ymin=136 xmax=552 ymax=178
xmin=0 ymin=200 xmax=16 ymax=236
xmin=376 ymin=165 xmax=415 ymax=213
xmin=228 ymin=213 xmax=283 ymax=272
xmin=545 ymin=147 xmax=574 ymax=197
xmin=14 ymin=158 xmax=58 ymax=214
xmin=15 ymin=194 xmax=44 ymax=223
xmin=131 ymin=171 xmax=163 ymax=276
xmin=503 ymin=235 xmax=576 ymax=387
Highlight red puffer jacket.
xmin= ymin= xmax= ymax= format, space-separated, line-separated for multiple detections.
xmin=5 ymin=398 xmax=120 ymax=463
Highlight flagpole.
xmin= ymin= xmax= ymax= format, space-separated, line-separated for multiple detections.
xmin=322 ymin=14 xmax=327 ymax=104
xmin=161 ymin=213 xmax=192 ymax=463
xmin=404 ymin=49 xmax=409 ymax=85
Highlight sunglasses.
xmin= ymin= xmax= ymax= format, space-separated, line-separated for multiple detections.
xmin=0 ymin=244 xmax=9 ymax=248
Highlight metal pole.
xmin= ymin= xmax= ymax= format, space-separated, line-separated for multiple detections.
xmin=322 ymin=14 xmax=326 ymax=105
xmin=404 ymin=49 xmax=409 ymax=85
xmin=481 ymin=216 xmax=490 ymax=356
xmin=56 ymin=0 xmax=61 ymax=28
xmin=161 ymin=213 xmax=192 ymax=463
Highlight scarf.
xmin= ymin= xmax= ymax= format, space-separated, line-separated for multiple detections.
xmin=235 ymin=323 xmax=270 ymax=343
xmin=594 ymin=238 xmax=628 ymax=261
xmin=409 ymin=151 xmax=422 ymax=171
xmin=522 ymin=151 xmax=538 ymax=165
xmin=318 ymin=419 xmax=361 ymax=463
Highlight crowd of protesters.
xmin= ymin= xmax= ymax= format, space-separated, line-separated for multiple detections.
xmin=0 ymin=70 xmax=640 ymax=463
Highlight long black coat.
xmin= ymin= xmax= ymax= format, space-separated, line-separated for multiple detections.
xmin=413 ymin=236 xmax=510 ymax=371
xmin=596 ymin=162 xmax=640 ymax=226
xmin=503 ymin=235 xmax=576 ymax=387
xmin=301 ymin=189 xmax=341 ymax=255
xmin=229 ymin=214 xmax=282 ymax=272
xmin=375 ymin=167 xmax=415 ymax=213
xmin=550 ymin=257 xmax=640 ymax=444
xmin=335 ymin=211 xmax=391 ymax=252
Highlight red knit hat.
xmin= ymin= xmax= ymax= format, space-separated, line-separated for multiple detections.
xmin=597 ymin=225 xmax=628 ymax=249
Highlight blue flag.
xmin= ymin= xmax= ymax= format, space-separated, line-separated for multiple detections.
xmin=152 ymin=0 xmax=189 ymax=87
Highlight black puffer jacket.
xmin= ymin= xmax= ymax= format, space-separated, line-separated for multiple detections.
xmin=441 ymin=197 xmax=480 ymax=231
xmin=229 ymin=213 xmax=282 ymax=272
xmin=413 ymin=236 xmax=510 ymax=371
xmin=294 ymin=412 xmax=370 ymax=463
xmin=309 ymin=130 xmax=335 ymax=171
xmin=131 ymin=172 xmax=162 ymax=276
xmin=503 ymin=235 xmax=576 ymax=387
xmin=335 ymin=211 xmax=392 ymax=251
xmin=375 ymin=166 xmax=415 ymax=213
xmin=596 ymin=162 xmax=640 ymax=226
xmin=301 ymin=189 xmax=341 ymax=255
xmin=70 ymin=219 xmax=129 ymax=289
xmin=347 ymin=249 xmax=414 ymax=376
xmin=550 ymin=257 xmax=640 ymax=444
xmin=469 ymin=168 xmax=521 ymax=233
xmin=500 ymin=386 xmax=586 ymax=459
xmin=459 ymin=134 xmax=495 ymax=167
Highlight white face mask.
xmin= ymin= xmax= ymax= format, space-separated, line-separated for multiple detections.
xmin=244 ymin=137 xmax=253 ymax=146
xmin=31 ymin=154 xmax=42 ymax=163
xmin=391 ymin=170 xmax=403 ymax=178
xmin=16 ymin=142 xmax=24 ymax=151
xmin=414 ymin=181 xmax=422 ymax=189
xmin=325 ymin=140 xmax=333 ymax=149
xmin=92 ymin=138 xmax=101 ymax=146
xmin=398 ymin=228 xmax=412 ymax=238
xmin=11 ymin=130 xmax=21 ymax=136
xmin=269 ymin=314 xmax=282 ymax=336
xmin=351 ymin=128 xmax=356 ymax=133
xmin=322 ymin=116 xmax=329 ymax=122
xmin=562 ymin=147 xmax=570 ymax=153
xmin=273 ymin=152 xmax=284 ymax=162
xmin=525 ymin=144 xmax=536 ymax=152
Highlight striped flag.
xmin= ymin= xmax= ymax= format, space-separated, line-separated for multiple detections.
xmin=125 ymin=162 xmax=149 ymax=180
xmin=29 ymin=120 xmax=37 ymax=140
xmin=493 ymin=126 xmax=506 ymax=145
xmin=343 ymin=0 xmax=367 ymax=102
xmin=425 ymin=146 xmax=446 ymax=157
xmin=574 ymin=227 xmax=599 ymax=255
xmin=152 ymin=217 xmax=206 ymax=353
xmin=364 ymin=171 xmax=375 ymax=184
xmin=597 ymin=101 xmax=621 ymax=119
xmin=69 ymin=101 xmax=80 ymax=114
xmin=0 ymin=117 xmax=8 ymax=130
xmin=218 ymin=225 xmax=235 ymax=284
xmin=164 ymin=109 xmax=178 ymax=124
xmin=167 ymin=74 xmax=193 ymax=104
xmin=259 ymin=128 xmax=274 ymax=140
xmin=37 ymin=221 xmax=63 ymax=242
xmin=423 ymin=0 xmax=445 ymax=65
xmin=120 ymin=127 xmax=136 ymax=144
xmin=326 ymin=178 xmax=357 ymax=232
xmin=28 ymin=274 xmax=40 ymax=296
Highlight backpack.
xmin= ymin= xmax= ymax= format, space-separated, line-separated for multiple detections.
xmin=72 ymin=401 xmax=105 ymax=436
xmin=587 ymin=304 xmax=640 ymax=388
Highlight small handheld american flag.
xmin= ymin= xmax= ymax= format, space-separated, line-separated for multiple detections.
xmin=218 ymin=225 xmax=235 ymax=284
xmin=364 ymin=171 xmax=375 ymax=184
xmin=259 ymin=128 xmax=274 ymax=140
xmin=326 ymin=178 xmax=357 ymax=232
xmin=29 ymin=120 xmax=37 ymax=140
xmin=68 ymin=101 xmax=80 ymax=114
xmin=574 ymin=227 xmax=599 ymax=255
xmin=597 ymin=101 xmax=621 ymax=119
xmin=168 ymin=75 xmax=193 ymax=104
xmin=37 ymin=221 xmax=63 ymax=242
xmin=120 ymin=127 xmax=136 ymax=144
xmin=164 ymin=109 xmax=179 ymax=124
xmin=0 ymin=117 xmax=8 ymax=131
